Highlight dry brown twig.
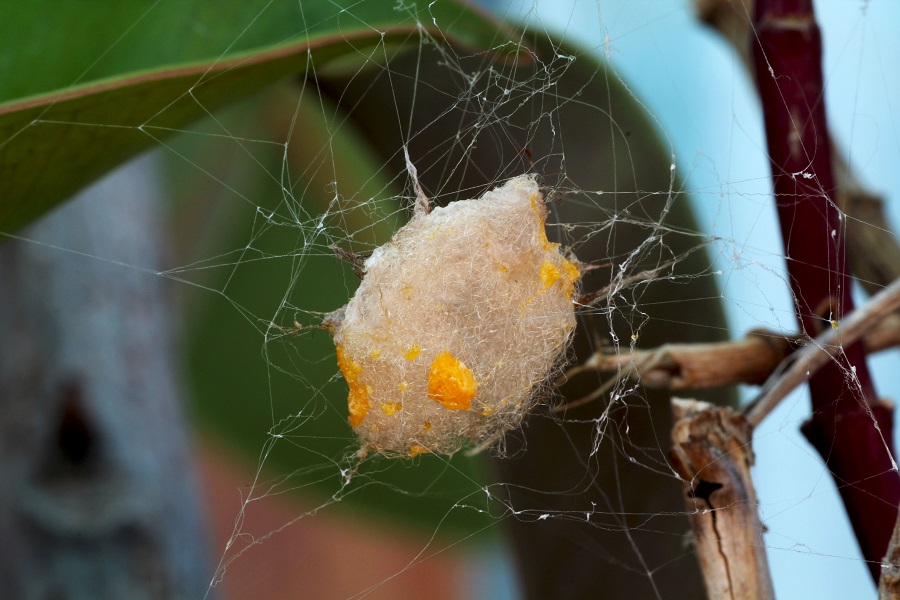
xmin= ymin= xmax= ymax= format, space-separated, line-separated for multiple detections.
xmin=562 ymin=312 xmax=900 ymax=396
xmin=881 ymin=513 xmax=900 ymax=599
xmin=670 ymin=398 xmax=775 ymax=600
xmin=745 ymin=275 xmax=900 ymax=427
xmin=561 ymin=276 xmax=900 ymax=426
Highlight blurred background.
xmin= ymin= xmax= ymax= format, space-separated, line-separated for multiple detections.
xmin=1 ymin=1 xmax=899 ymax=598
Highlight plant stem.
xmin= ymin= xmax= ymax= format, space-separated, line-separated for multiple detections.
xmin=880 ymin=512 xmax=900 ymax=598
xmin=753 ymin=0 xmax=899 ymax=580
xmin=696 ymin=0 xmax=900 ymax=298
xmin=746 ymin=276 xmax=900 ymax=427
xmin=562 ymin=309 xmax=900 ymax=395
xmin=670 ymin=398 xmax=774 ymax=600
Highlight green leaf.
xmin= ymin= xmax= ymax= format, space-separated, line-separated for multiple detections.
xmin=0 ymin=0 xmax=526 ymax=233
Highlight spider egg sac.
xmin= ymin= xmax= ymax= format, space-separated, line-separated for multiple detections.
xmin=328 ymin=174 xmax=580 ymax=456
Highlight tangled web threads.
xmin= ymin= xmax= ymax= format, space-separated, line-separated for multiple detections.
xmin=328 ymin=175 xmax=580 ymax=456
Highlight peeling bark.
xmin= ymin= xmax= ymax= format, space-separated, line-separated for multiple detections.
xmin=670 ymin=398 xmax=774 ymax=600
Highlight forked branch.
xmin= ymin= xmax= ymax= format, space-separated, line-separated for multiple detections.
xmin=746 ymin=276 xmax=900 ymax=426
xmin=562 ymin=279 xmax=900 ymax=426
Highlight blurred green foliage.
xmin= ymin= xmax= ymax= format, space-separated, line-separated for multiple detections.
xmin=0 ymin=0 xmax=521 ymax=232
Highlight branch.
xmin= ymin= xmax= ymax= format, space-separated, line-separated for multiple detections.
xmin=564 ymin=331 xmax=792 ymax=390
xmin=835 ymin=167 xmax=900 ymax=295
xmin=695 ymin=0 xmax=900 ymax=296
xmin=746 ymin=276 xmax=900 ymax=426
xmin=562 ymin=296 xmax=900 ymax=396
xmin=670 ymin=398 xmax=774 ymax=600
xmin=880 ymin=512 xmax=900 ymax=599
xmin=752 ymin=0 xmax=898 ymax=580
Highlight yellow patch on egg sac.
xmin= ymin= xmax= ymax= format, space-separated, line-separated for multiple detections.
xmin=428 ymin=351 xmax=477 ymax=410
xmin=336 ymin=345 xmax=369 ymax=428
xmin=540 ymin=260 xmax=562 ymax=289
xmin=407 ymin=444 xmax=429 ymax=458
xmin=329 ymin=174 xmax=580 ymax=455
xmin=560 ymin=258 xmax=580 ymax=300
xmin=381 ymin=401 xmax=403 ymax=416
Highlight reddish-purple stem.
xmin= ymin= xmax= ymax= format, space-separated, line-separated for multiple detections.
xmin=753 ymin=0 xmax=899 ymax=581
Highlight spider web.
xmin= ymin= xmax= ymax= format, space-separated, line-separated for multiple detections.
xmin=3 ymin=0 xmax=900 ymax=598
